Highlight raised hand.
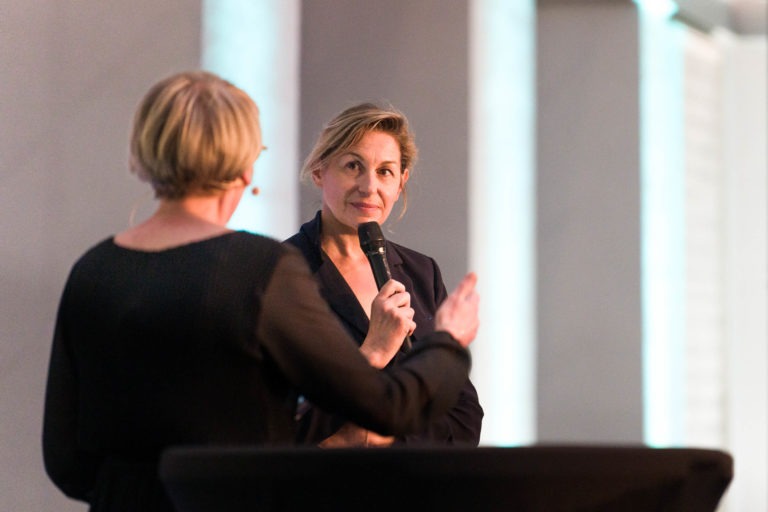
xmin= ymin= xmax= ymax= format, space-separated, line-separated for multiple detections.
xmin=434 ymin=272 xmax=479 ymax=348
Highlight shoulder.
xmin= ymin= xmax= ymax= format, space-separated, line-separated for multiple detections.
xmin=283 ymin=212 xmax=323 ymax=270
xmin=68 ymin=237 xmax=119 ymax=275
xmin=70 ymin=232 xmax=294 ymax=279
xmin=386 ymin=240 xmax=448 ymax=304
xmin=283 ymin=229 xmax=314 ymax=258
xmin=387 ymin=240 xmax=440 ymax=273
xmin=228 ymin=231 xmax=308 ymax=267
xmin=216 ymin=232 xmax=305 ymax=281
xmin=227 ymin=231 xmax=285 ymax=254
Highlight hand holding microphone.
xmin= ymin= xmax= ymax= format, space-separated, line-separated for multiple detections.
xmin=358 ymin=221 xmax=414 ymax=354
xmin=362 ymin=280 xmax=416 ymax=368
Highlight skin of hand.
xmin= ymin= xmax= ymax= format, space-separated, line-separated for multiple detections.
xmin=321 ymin=279 xmax=413 ymax=449
xmin=361 ymin=430 xmax=395 ymax=447
xmin=320 ymin=274 xmax=480 ymax=449
xmin=434 ymin=272 xmax=480 ymax=348
xmin=318 ymin=423 xmax=395 ymax=448
xmin=318 ymin=423 xmax=369 ymax=448
xmin=358 ymin=279 xmax=416 ymax=369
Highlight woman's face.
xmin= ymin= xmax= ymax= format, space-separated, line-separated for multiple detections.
xmin=313 ymin=130 xmax=409 ymax=234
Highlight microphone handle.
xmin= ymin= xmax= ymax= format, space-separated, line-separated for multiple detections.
xmin=370 ymin=257 xmax=391 ymax=290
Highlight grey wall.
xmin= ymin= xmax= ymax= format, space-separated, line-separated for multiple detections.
xmin=1 ymin=0 xmax=664 ymax=509
xmin=535 ymin=0 xmax=643 ymax=442
xmin=0 ymin=2 xmax=201 ymax=510
xmin=1 ymin=2 xmax=469 ymax=508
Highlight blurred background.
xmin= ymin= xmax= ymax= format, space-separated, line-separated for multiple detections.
xmin=1 ymin=0 xmax=765 ymax=510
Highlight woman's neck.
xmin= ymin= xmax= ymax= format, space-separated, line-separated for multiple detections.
xmin=318 ymin=211 xmax=367 ymax=262
xmin=114 ymin=192 xmax=240 ymax=251
xmin=154 ymin=194 xmax=232 ymax=226
xmin=318 ymin=213 xmax=380 ymax=318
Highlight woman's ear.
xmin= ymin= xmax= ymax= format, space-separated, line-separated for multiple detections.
xmin=311 ymin=167 xmax=324 ymax=188
xmin=400 ymin=168 xmax=410 ymax=190
xmin=242 ymin=166 xmax=254 ymax=187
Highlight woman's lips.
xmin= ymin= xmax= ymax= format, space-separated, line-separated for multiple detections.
xmin=351 ymin=202 xmax=379 ymax=212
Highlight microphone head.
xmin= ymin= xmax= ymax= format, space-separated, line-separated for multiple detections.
xmin=358 ymin=221 xmax=386 ymax=254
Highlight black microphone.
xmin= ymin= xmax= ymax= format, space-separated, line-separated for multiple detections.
xmin=358 ymin=221 xmax=412 ymax=351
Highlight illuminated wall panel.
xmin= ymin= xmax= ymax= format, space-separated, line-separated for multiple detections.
xmin=637 ymin=2 xmax=687 ymax=446
xmin=469 ymin=0 xmax=536 ymax=446
xmin=202 ymin=0 xmax=300 ymax=239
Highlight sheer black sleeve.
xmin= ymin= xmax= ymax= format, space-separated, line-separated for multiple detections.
xmin=257 ymin=249 xmax=471 ymax=437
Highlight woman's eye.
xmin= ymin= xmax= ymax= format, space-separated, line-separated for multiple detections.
xmin=344 ymin=160 xmax=360 ymax=171
xmin=379 ymin=168 xmax=394 ymax=177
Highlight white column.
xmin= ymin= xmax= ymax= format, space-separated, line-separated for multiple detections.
xmin=721 ymin=33 xmax=767 ymax=512
xmin=638 ymin=2 xmax=687 ymax=446
xmin=469 ymin=0 xmax=536 ymax=446
xmin=202 ymin=0 xmax=300 ymax=239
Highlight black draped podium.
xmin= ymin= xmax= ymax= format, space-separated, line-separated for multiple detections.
xmin=159 ymin=445 xmax=732 ymax=512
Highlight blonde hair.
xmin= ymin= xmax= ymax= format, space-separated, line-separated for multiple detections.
xmin=301 ymin=102 xmax=418 ymax=213
xmin=129 ymin=70 xmax=262 ymax=199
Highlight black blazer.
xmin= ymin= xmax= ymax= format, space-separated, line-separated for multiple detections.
xmin=285 ymin=212 xmax=483 ymax=445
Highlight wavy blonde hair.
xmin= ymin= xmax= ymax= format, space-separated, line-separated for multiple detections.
xmin=129 ymin=70 xmax=262 ymax=199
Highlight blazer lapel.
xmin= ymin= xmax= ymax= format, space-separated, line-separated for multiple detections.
xmin=315 ymin=251 xmax=370 ymax=344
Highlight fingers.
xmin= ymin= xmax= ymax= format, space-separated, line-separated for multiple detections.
xmin=406 ymin=318 xmax=417 ymax=337
xmin=378 ymin=279 xmax=406 ymax=297
xmin=389 ymin=290 xmax=411 ymax=308
xmin=364 ymin=279 xmax=418 ymax=367
xmin=450 ymin=273 xmax=479 ymax=310
xmin=434 ymin=272 xmax=480 ymax=348
xmin=453 ymin=272 xmax=478 ymax=300
xmin=373 ymin=279 xmax=415 ymax=335
xmin=375 ymin=279 xmax=412 ymax=310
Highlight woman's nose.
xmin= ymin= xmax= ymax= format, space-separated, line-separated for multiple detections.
xmin=356 ymin=171 xmax=376 ymax=194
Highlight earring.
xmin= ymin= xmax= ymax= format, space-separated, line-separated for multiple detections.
xmin=251 ymin=186 xmax=260 ymax=196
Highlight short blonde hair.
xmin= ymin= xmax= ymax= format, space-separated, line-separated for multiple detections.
xmin=301 ymin=102 xmax=418 ymax=213
xmin=129 ymin=70 xmax=262 ymax=199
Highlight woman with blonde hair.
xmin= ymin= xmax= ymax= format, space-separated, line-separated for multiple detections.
xmin=287 ymin=102 xmax=483 ymax=447
xmin=42 ymin=72 xmax=479 ymax=511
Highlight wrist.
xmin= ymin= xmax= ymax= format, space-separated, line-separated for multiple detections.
xmin=359 ymin=344 xmax=387 ymax=369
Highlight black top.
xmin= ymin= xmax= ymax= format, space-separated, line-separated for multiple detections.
xmin=285 ymin=212 xmax=483 ymax=446
xmin=42 ymin=232 xmax=470 ymax=511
